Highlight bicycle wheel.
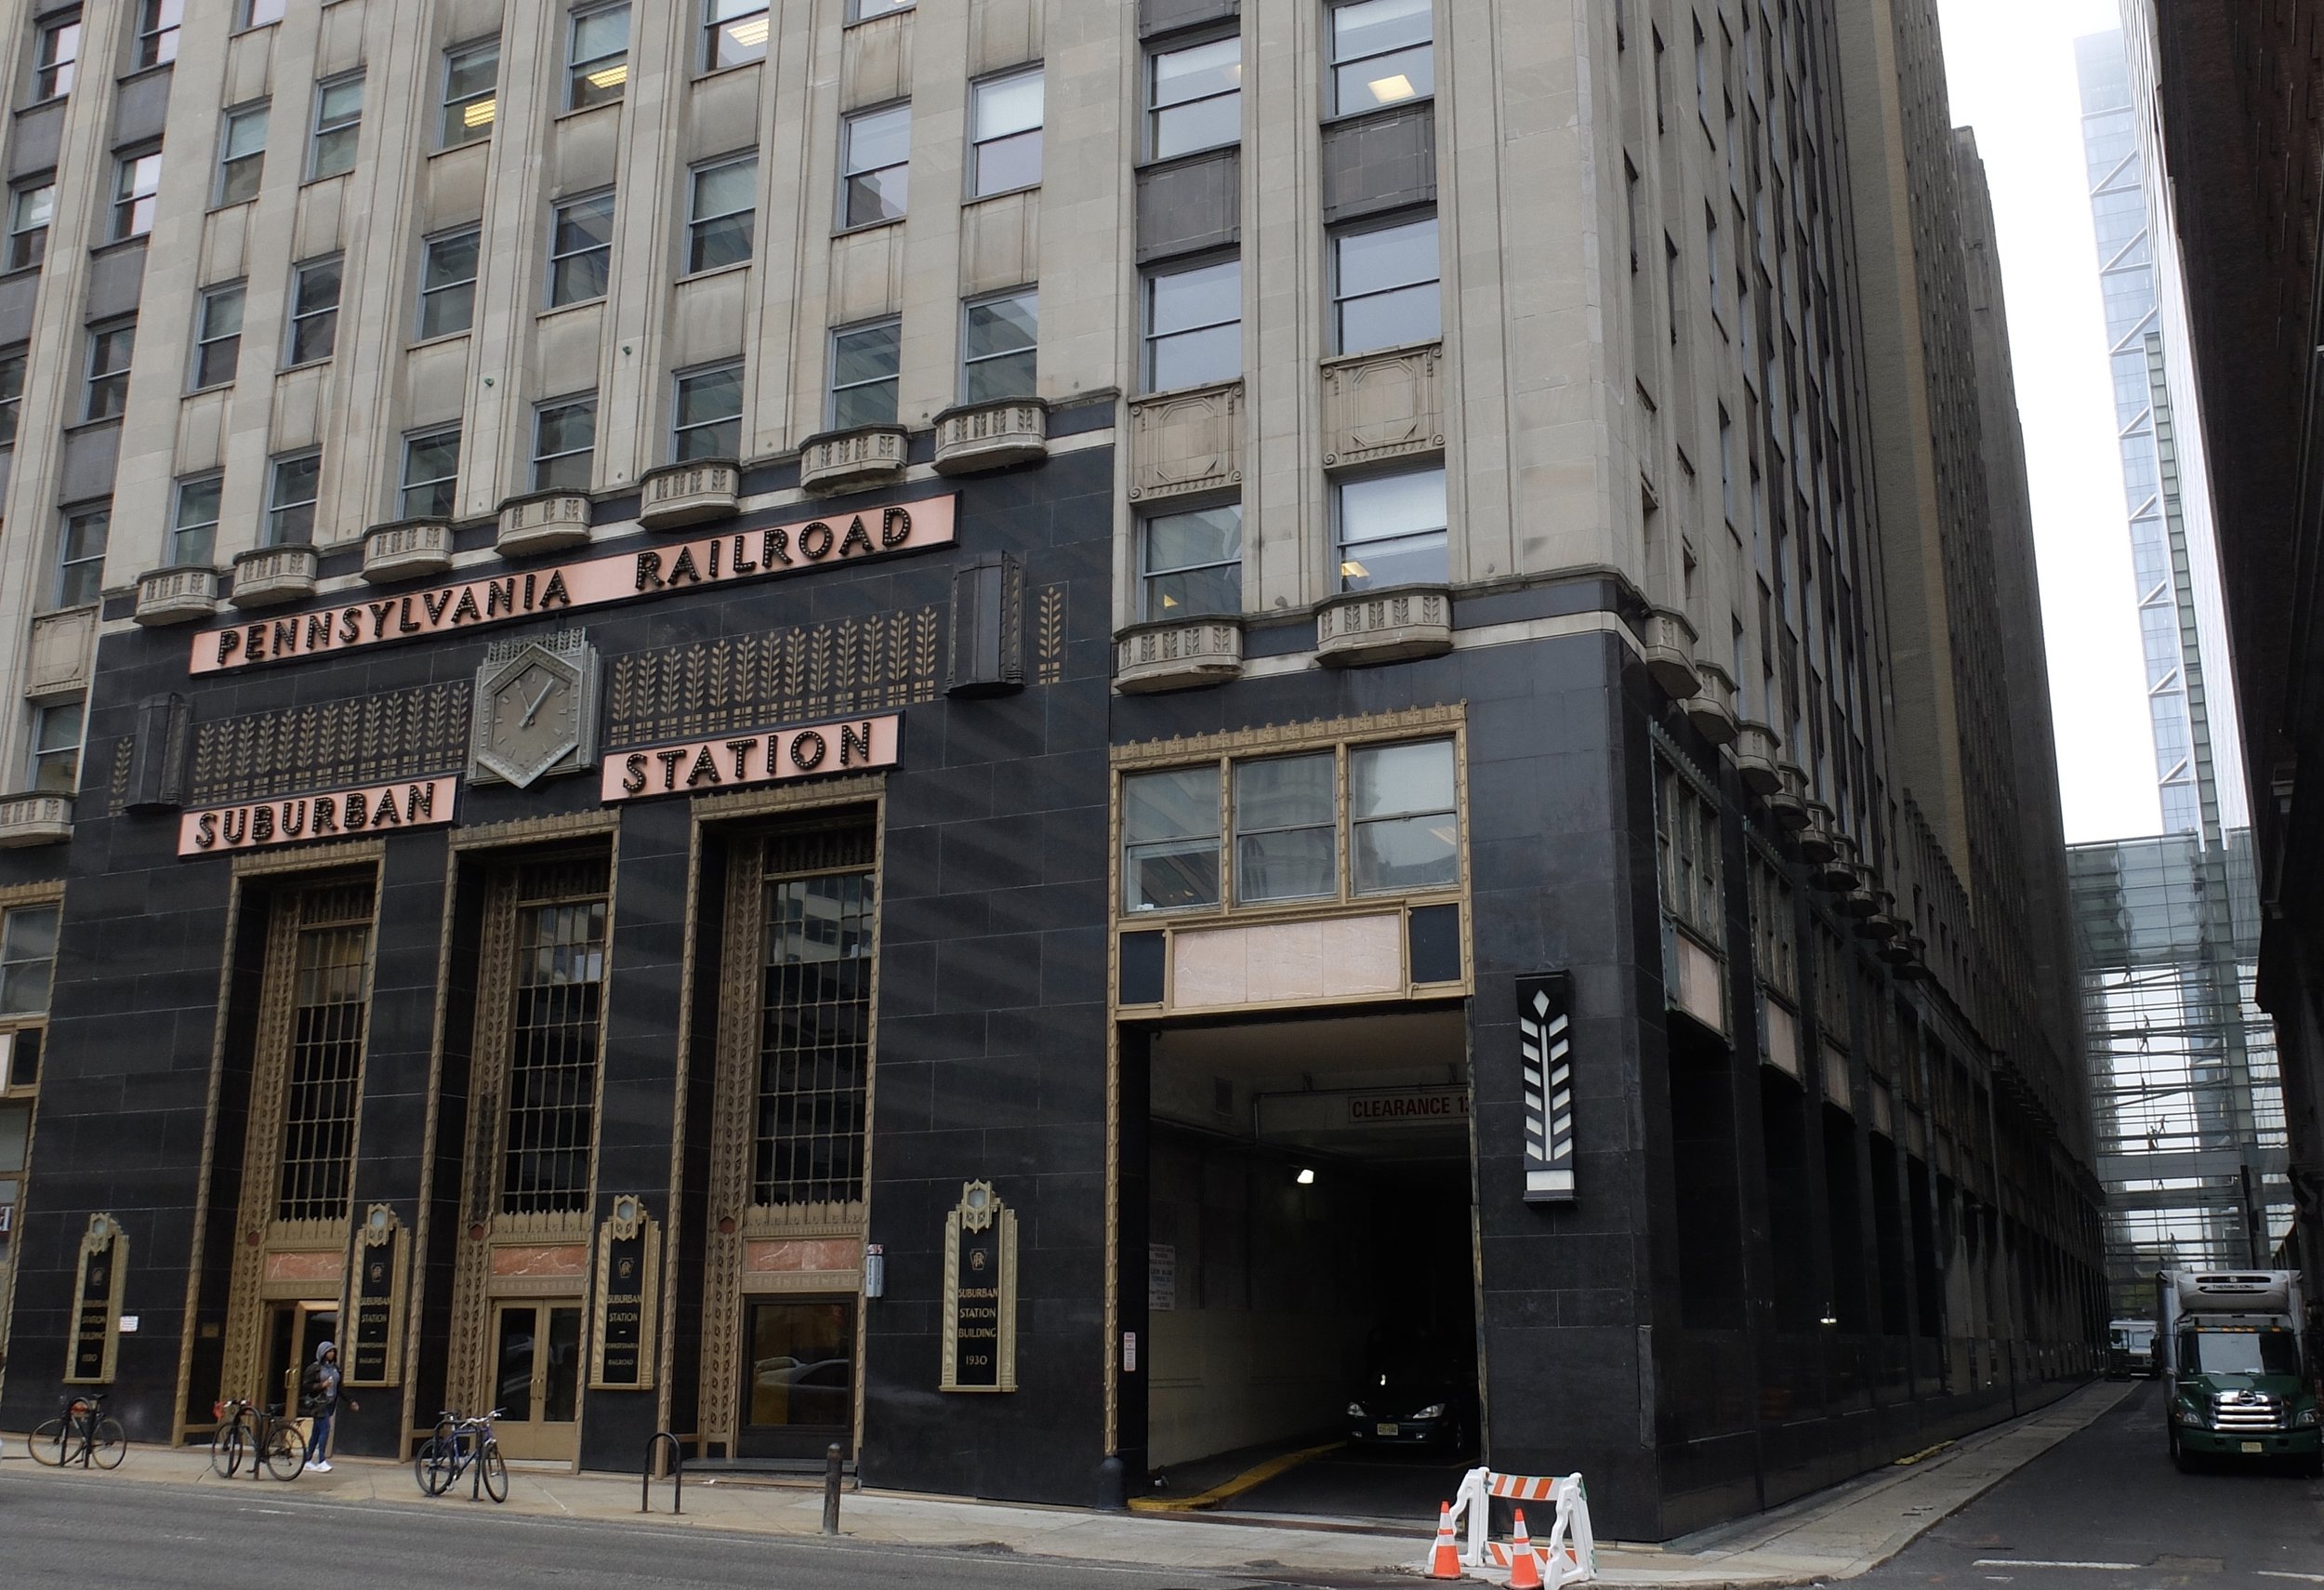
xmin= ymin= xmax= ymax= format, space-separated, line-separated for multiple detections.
xmin=262 ymin=1423 xmax=307 ymax=1481
xmin=414 ymin=1437 xmax=455 ymax=1497
xmin=91 ymin=1419 xmax=126 ymax=1469
xmin=27 ymin=1418 xmax=67 ymax=1466
xmin=479 ymin=1440 xmax=508 ymax=1504
xmin=210 ymin=1422 xmax=248 ymax=1479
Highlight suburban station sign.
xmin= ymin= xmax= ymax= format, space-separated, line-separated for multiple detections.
xmin=178 ymin=777 xmax=460 ymax=856
xmin=601 ymin=715 xmax=903 ymax=803
xmin=190 ymin=496 xmax=957 ymax=675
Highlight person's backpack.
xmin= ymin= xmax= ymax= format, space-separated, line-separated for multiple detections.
xmin=298 ymin=1360 xmax=327 ymax=1413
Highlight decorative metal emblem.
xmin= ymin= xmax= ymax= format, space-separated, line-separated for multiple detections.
xmin=470 ymin=629 xmax=600 ymax=788
xmin=1518 ymin=974 xmax=1577 ymax=1203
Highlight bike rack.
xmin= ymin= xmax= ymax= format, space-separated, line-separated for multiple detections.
xmin=642 ymin=1431 xmax=684 ymax=1515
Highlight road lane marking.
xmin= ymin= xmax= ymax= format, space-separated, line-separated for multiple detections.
xmin=2258 ymin=1573 xmax=2324 ymax=1583
xmin=1971 ymin=1562 xmax=2138 ymax=1571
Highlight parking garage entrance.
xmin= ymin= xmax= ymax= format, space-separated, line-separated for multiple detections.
xmin=1130 ymin=1005 xmax=1479 ymax=1521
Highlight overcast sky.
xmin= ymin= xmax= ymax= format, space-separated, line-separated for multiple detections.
xmin=1936 ymin=0 xmax=2164 ymax=843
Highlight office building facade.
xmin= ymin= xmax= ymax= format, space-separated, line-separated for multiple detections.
xmin=0 ymin=0 xmax=2097 ymax=1536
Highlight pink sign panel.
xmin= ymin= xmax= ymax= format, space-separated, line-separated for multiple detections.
xmin=191 ymin=496 xmax=957 ymax=675
xmin=179 ymin=777 xmax=460 ymax=857
xmin=601 ymin=715 xmax=903 ymax=803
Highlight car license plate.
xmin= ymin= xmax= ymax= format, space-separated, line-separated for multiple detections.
xmin=1376 ymin=1423 xmax=1399 ymax=1437
xmin=2241 ymin=1441 xmax=2264 ymax=1453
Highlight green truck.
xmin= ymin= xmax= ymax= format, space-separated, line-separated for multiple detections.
xmin=2158 ymin=1269 xmax=2321 ymax=1474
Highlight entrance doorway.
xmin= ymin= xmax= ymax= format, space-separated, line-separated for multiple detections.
xmin=263 ymin=1301 xmax=338 ymax=1417
xmin=490 ymin=1300 xmax=584 ymax=1462
xmin=737 ymin=1296 xmax=856 ymax=1459
xmin=1138 ymin=1007 xmax=1480 ymax=1521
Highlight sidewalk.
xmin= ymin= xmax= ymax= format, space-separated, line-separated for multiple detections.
xmin=0 ymin=1381 xmax=2131 ymax=1585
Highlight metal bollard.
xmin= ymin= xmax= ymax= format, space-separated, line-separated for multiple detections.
xmin=822 ymin=1441 xmax=844 ymax=1535
xmin=642 ymin=1431 xmax=683 ymax=1515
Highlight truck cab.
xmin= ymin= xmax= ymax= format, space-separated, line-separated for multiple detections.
xmin=2158 ymin=1270 xmax=2322 ymax=1474
xmin=2107 ymin=1318 xmax=2157 ymax=1378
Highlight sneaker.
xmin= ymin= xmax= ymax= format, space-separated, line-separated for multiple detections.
xmin=310 ymin=1461 xmax=332 ymax=1473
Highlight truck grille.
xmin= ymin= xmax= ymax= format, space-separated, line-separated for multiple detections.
xmin=2212 ymin=1394 xmax=2287 ymax=1432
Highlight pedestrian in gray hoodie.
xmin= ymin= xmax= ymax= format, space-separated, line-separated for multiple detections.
xmin=300 ymin=1340 xmax=357 ymax=1472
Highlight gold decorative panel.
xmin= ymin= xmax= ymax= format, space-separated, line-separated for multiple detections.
xmin=604 ymin=609 xmax=940 ymax=750
xmin=190 ymin=684 xmax=470 ymax=807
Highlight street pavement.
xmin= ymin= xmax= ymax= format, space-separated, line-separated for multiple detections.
xmin=1854 ymin=1377 xmax=2322 ymax=1586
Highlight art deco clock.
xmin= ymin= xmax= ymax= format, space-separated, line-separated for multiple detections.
xmin=470 ymin=629 xmax=601 ymax=788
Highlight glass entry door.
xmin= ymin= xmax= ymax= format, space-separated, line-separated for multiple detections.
xmin=738 ymin=1297 xmax=855 ymax=1460
xmin=264 ymin=1301 xmax=339 ymax=1417
xmin=490 ymin=1300 xmax=584 ymax=1462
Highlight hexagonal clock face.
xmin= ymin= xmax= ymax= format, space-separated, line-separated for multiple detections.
xmin=477 ymin=648 xmax=586 ymax=788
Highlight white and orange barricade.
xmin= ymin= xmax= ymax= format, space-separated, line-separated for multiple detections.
xmin=1427 ymin=1467 xmax=1596 ymax=1586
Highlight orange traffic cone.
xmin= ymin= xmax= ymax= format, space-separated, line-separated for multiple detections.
xmin=1508 ymin=1506 xmax=1545 ymax=1590
xmin=1426 ymin=1500 xmax=1464 ymax=1579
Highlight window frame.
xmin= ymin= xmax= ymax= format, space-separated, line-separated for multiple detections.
xmin=968 ymin=67 xmax=1043 ymax=199
xmin=7 ymin=179 xmax=53 ymax=272
xmin=1325 ymin=0 xmax=1435 ymax=118
xmin=440 ymin=38 xmax=500 ymax=148
xmin=399 ymin=429 xmax=462 ymax=522
xmin=826 ymin=317 xmax=901 ymax=431
xmin=264 ymin=449 xmax=322 ymax=546
xmin=837 ymin=101 xmax=911 ymax=232
xmin=532 ymin=393 xmax=599 ymax=492
xmin=1232 ymin=751 xmax=1339 ymax=906
xmin=0 ymin=902 xmax=60 ymax=1018
xmin=547 ymin=189 xmax=615 ymax=308
xmin=1145 ymin=31 xmax=1241 ymax=163
xmin=566 ymin=4 xmax=630 ymax=112
xmin=111 ymin=147 xmax=164 ymax=242
xmin=29 ymin=698 xmax=84 ymax=797
xmin=849 ymin=0 xmax=915 ymax=19
xmin=1137 ymin=499 xmax=1242 ymax=622
xmin=958 ymin=287 xmax=1037 ymax=404
xmin=82 ymin=318 xmax=134 ymax=423
xmin=1142 ymin=254 xmax=1242 ymax=394
xmin=701 ymin=0 xmax=770 ymax=72
xmin=241 ymin=0 xmax=285 ymax=29
xmin=52 ymin=504 xmax=107 ymax=611
xmin=134 ymin=0 xmax=181 ymax=72
xmin=169 ymin=471 xmax=223 ymax=566
xmin=671 ymin=362 xmax=744 ymax=463
xmin=191 ymin=282 xmax=244 ymax=391
xmin=416 ymin=226 xmax=482 ymax=340
xmin=1334 ymin=462 xmax=1449 ymax=592
xmin=32 ymin=14 xmax=79 ymax=103
xmin=685 ymin=153 xmax=758 ymax=274
xmin=0 ymin=344 xmax=25 ymax=448
xmin=286 ymin=255 xmax=342 ymax=365
xmin=216 ymin=102 xmax=270 ymax=207
xmin=1328 ymin=210 xmax=1441 ymax=356
xmin=308 ymin=72 xmax=363 ymax=180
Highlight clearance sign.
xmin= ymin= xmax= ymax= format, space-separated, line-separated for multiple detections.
xmin=191 ymin=496 xmax=957 ymax=675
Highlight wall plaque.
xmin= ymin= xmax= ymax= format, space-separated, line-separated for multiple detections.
xmin=346 ymin=1205 xmax=408 ymax=1388
xmin=191 ymin=496 xmax=959 ymax=675
xmin=601 ymin=715 xmax=901 ymax=804
xmin=589 ymin=1196 xmax=659 ymax=1391
xmin=940 ymin=1181 xmax=1018 ymax=1394
xmin=65 ymin=1214 xmax=127 ymax=1385
xmin=1517 ymin=974 xmax=1578 ymax=1203
xmin=178 ymin=777 xmax=459 ymax=857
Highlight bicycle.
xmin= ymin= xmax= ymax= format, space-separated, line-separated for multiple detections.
xmin=28 ymin=1391 xmax=126 ymax=1469
xmin=208 ymin=1398 xmax=308 ymax=1481
xmin=413 ymin=1409 xmax=508 ymax=1503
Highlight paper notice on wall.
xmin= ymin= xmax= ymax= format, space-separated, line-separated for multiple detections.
xmin=1147 ymin=1244 xmax=1177 ymax=1312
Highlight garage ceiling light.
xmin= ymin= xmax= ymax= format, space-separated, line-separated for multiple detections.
xmin=1295 ymin=1167 xmax=1316 ymax=1186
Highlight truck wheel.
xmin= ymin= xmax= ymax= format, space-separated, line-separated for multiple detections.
xmin=2170 ymin=1428 xmax=2193 ymax=1473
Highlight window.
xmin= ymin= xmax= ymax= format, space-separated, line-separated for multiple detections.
xmin=548 ymin=192 xmax=614 ymax=306
xmin=673 ymin=364 xmax=743 ymax=461
xmin=687 ymin=156 xmax=757 ymax=272
xmin=851 ymin=0 xmax=914 ymax=16
xmin=568 ymin=6 xmax=629 ymax=110
xmin=1235 ymin=754 xmax=1335 ymax=903
xmin=0 ymin=346 xmax=22 ymax=447
xmin=1140 ymin=502 xmax=1241 ymax=619
xmin=1148 ymin=35 xmax=1239 ymax=159
xmin=401 ymin=431 xmax=460 ymax=520
xmin=1337 ymin=465 xmax=1447 ymax=590
xmin=309 ymin=74 xmax=363 ymax=179
xmin=441 ymin=40 xmax=499 ymax=147
xmin=287 ymin=257 xmax=341 ymax=364
xmin=30 ymin=701 xmax=82 ymax=797
xmin=971 ymin=70 xmax=1042 ymax=197
xmin=1123 ymin=766 xmax=1221 ymax=912
xmin=0 ymin=905 xmax=59 ymax=1015
xmin=828 ymin=319 xmax=900 ymax=429
xmin=960 ymin=290 xmax=1036 ymax=402
xmin=170 ymin=473 xmax=221 ymax=564
xmin=534 ymin=395 xmax=597 ymax=491
xmin=1328 ymin=0 xmax=1433 ymax=113
xmin=112 ymin=150 xmax=163 ymax=240
xmin=418 ymin=228 xmax=481 ymax=338
xmin=243 ymin=0 xmax=285 ymax=26
xmin=1143 ymin=258 xmax=1240 ymax=391
xmin=1656 ymin=761 xmax=1723 ymax=947
xmin=136 ymin=0 xmax=181 ymax=69
xmin=265 ymin=450 xmax=321 ymax=544
xmin=8 ymin=182 xmax=53 ymax=271
xmin=32 ymin=15 xmax=77 ymax=101
xmin=218 ymin=105 xmax=268 ymax=205
xmin=84 ymin=320 xmax=134 ymax=421
xmin=751 ymin=829 xmax=877 ymax=1208
xmin=53 ymin=507 xmax=106 ymax=608
xmin=191 ymin=285 xmax=243 ymax=389
xmin=499 ymin=865 xmax=611 ymax=1214
xmin=1351 ymin=740 xmax=1459 ymax=893
xmin=704 ymin=0 xmax=769 ymax=71
xmin=1331 ymin=214 xmax=1438 ymax=353
xmin=839 ymin=104 xmax=910 ymax=229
